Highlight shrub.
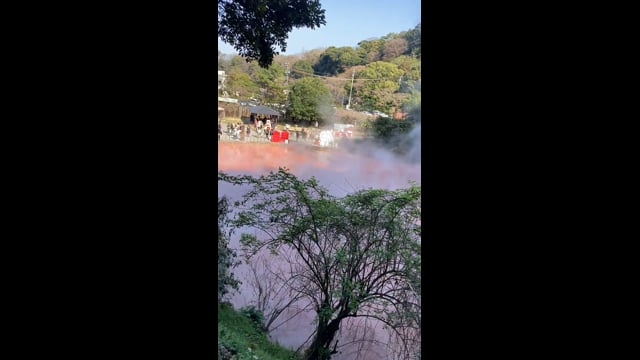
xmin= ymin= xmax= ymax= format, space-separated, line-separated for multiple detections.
xmin=240 ymin=305 xmax=266 ymax=333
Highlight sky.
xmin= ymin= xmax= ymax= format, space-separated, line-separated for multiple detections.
xmin=218 ymin=0 xmax=421 ymax=56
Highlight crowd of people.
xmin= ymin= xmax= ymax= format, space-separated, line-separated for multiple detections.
xmin=218 ymin=117 xmax=314 ymax=143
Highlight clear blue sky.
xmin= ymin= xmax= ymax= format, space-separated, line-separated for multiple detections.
xmin=218 ymin=0 xmax=421 ymax=55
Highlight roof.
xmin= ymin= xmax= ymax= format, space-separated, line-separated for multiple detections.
xmin=249 ymin=105 xmax=280 ymax=116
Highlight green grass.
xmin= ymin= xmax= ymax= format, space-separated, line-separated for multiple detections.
xmin=218 ymin=302 xmax=301 ymax=360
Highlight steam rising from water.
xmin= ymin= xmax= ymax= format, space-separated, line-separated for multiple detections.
xmin=218 ymin=128 xmax=421 ymax=359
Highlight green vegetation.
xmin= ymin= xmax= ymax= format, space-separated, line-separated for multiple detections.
xmin=218 ymin=197 xmax=240 ymax=302
xmin=218 ymin=17 xmax=422 ymax=153
xmin=218 ymin=302 xmax=301 ymax=360
xmin=218 ymin=0 xmax=326 ymax=68
xmin=348 ymin=61 xmax=404 ymax=114
xmin=287 ymin=77 xmax=333 ymax=123
xmin=291 ymin=59 xmax=314 ymax=79
xmin=220 ymin=169 xmax=422 ymax=360
xmin=219 ymin=22 xmax=422 ymax=136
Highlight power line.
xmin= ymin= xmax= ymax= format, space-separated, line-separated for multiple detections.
xmin=289 ymin=68 xmax=406 ymax=82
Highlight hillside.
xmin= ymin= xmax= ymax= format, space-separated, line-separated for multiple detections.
xmin=218 ymin=302 xmax=301 ymax=360
xmin=218 ymin=23 xmax=421 ymax=123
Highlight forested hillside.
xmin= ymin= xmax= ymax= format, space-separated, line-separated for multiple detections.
xmin=218 ymin=23 xmax=421 ymax=125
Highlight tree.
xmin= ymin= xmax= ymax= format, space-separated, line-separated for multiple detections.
xmin=245 ymin=253 xmax=312 ymax=334
xmin=336 ymin=47 xmax=363 ymax=67
xmin=288 ymin=77 xmax=333 ymax=124
xmin=229 ymin=54 xmax=261 ymax=78
xmin=402 ymin=23 xmax=421 ymax=57
xmin=218 ymin=50 xmax=229 ymax=71
xmin=390 ymin=56 xmax=421 ymax=81
xmin=226 ymin=68 xmax=260 ymax=99
xmin=356 ymin=39 xmax=385 ymax=64
xmin=218 ymin=197 xmax=240 ymax=302
xmin=254 ymin=62 xmax=287 ymax=104
xmin=381 ymin=38 xmax=409 ymax=61
xmin=292 ymin=59 xmax=314 ymax=79
xmin=347 ymin=61 xmax=404 ymax=113
xmin=313 ymin=46 xmax=364 ymax=76
xmin=313 ymin=47 xmax=342 ymax=76
xmin=218 ymin=0 xmax=327 ymax=68
xmin=219 ymin=169 xmax=421 ymax=360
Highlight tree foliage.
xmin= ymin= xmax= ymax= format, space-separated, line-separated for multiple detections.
xmin=255 ymin=62 xmax=287 ymax=104
xmin=219 ymin=169 xmax=421 ymax=360
xmin=313 ymin=46 xmax=364 ymax=76
xmin=225 ymin=68 xmax=260 ymax=99
xmin=348 ymin=61 xmax=404 ymax=113
xmin=382 ymin=38 xmax=409 ymax=61
xmin=356 ymin=39 xmax=385 ymax=63
xmin=312 ymin=47 xmax=340 ymax=76
xmin=402 ymin=22 xmax=421 ymax=58
xmin=292 ymin=59 xmax=314 ymax=79
xmin=288 ymin=77 xmax=333 ymax=123
xmin=218 ymin=0 xmax=327 ymax=68
xmin=391 ymin=56 xmax=421 ymax=82
xmin=218 ymin=197 xmax=240 ymax=302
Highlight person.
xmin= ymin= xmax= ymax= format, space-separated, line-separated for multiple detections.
xmin=246 ymin=125 xmax=251 ymax=139
xmin=218 ymin=122 xmax=222 ymax=141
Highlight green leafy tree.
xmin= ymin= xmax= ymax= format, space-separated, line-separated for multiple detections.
xmin=291 ymin=59 xmax=314 ymax=79
xmin=401 ymin=89 xmax=421 ymax=113
xmin=370 ymin=115 xmax=414 ymax=143
xmin=229 ymin=54 xmax=261 ymax=78
xmin=391 ymin=55 xmax=421 ymax=81
xmin=313 ymin=47 xmax=342 ymax=76
xmin=313 ymin=46 xmax=363 ymax=75
xmin=288 ymin=77 xmax=333 ymax=124
xmin=218 ymin=197 xmax=240 ymax=302
xmin=336 ymin=46 xmax=362 ymax=67
xmin=254 ymin=62 xmax=287 ymax=104
xmin=255 ymin=62 xmax=285 ymax=88
xmin=218 ymin=0 xmax=327 ymax=68
xmin=226 ymin=68 xmax=260 ymax=99
xmin=347 ymin=61 xmax=404 ymax=113
xmin=356 ymin=39 xmax=385 ymax=63
xmin=402 ymin=22 xmax=421 ymax=57
xmin=391 ymin=55 xmax=421 ymax=94
xmin=381 ymin=37 xmax=409 ymax=61
xmin=219 ymin=169 xmax=421 ymax=360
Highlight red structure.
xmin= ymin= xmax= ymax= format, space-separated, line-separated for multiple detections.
xmin=271 ymin=130 xmax=289 ymax=142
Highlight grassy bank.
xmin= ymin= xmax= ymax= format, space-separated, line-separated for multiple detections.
xmin=218 ymin=302 xmax=301 ymax=360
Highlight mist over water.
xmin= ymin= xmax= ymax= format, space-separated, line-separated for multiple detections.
xmin=218 ymin=134 xmax=421 ymax=359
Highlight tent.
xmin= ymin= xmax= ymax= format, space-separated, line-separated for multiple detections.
xmin=248 ymin=105 xmax=281 ymax=117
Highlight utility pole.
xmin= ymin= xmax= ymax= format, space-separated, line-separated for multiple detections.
xmin=284 ymin=63 xmax=291 ymax=121
xmin=285 ymin=62 xmax=290 ymax=86
xmin=347 ymin=69 xmax=355 ymax=110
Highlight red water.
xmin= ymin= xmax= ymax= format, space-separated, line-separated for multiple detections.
xmin=218 ymin=141 xmax=421 ymax=359
xmin=218 ymin=142 xmax=420 ymax=192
